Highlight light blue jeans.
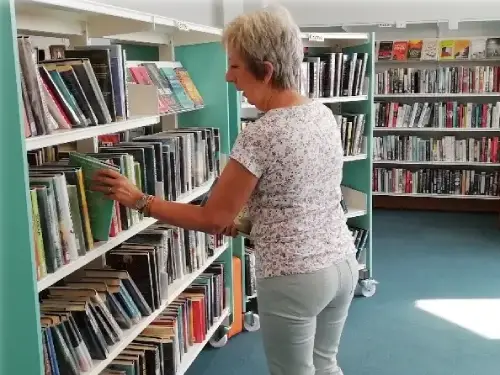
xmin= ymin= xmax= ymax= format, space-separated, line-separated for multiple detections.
xmin=257 ymin=254 xmax=359 ymax=375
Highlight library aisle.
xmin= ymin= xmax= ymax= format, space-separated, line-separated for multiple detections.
xmin=187 ymin=209 xmax=500 ymax=375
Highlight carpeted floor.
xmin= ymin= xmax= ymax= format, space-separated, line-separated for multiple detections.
xmin=186 ymin=209 xmax=500 ymax=375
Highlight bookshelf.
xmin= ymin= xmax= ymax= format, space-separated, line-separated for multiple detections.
xmin=373 ymin=37 xmax=500 ymax=213
xmin=239 ymin=31 xmax=377 ymax=302
xmin=4 ymin=1 xmax=236 ymax=374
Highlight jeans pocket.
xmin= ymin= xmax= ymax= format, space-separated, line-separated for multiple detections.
xmin=345 ymin=255 xmax=360 ymax=296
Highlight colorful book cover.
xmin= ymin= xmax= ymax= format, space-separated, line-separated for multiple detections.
xmin=421 ymin=39 xmax=438 ymax=60
xmin=486 ymin=37 xmax=500 ymax=58
xmin=392 ymin=41 xmax=408 ymax=61
xmin=470 ymin=38 xmax=486 ymax=59
xmin=377 ymin=41 xmax=393 ymax=60
xmin=407 ymin=40 xmax=423 ymax=60
xmin=439 ymin=40 xmax=455 ymax=60
xmin=454 ymin=40 xmax=471 ymax=59
xmin=68 ymin=152 xmax=120 ymax=242
xmin=174 ymin=67 xmax=204 ymax=107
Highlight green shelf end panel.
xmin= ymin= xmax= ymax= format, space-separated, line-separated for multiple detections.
xmin=174 ymin=42 xmax=235 ymax=322
xmin=175 ymin=42 xmax=230 ymax=154
xmin=119 ymin=44 xmax=160 ymax=61
xmin=341 ymin=33 xmax=375 ymax=277
xmin=227 ymin=77 xmax=247 ymax=313
xmin=0 ymin=0 xmax=43 ymax=373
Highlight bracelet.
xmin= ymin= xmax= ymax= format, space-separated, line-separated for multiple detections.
xmin=142 ymin=195 xmax=155 ymax=217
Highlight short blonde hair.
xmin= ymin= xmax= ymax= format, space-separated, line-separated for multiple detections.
xmin=222 ymin=5 xmax=304 ymax=90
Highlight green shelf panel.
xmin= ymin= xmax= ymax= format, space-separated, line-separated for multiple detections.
xmin=341 ymin=33 xmax=375 ymax=277
xmin=228 ymin=86 xmax=241 ymax=148
xmin=119 ymin=44 xmax=160 ymax=61
xmin=174 ymin=42 xmax=235 ymax=321
xmin=0 ymin=0 xmax=43 ymax=373
xmin=175 ymin=42 xmax=230 ymax=154
xmin=227 ymin=80 xmax=247 ymax=312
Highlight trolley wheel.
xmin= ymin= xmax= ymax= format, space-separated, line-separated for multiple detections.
xmin=243 ymin=312 xmax=260 ymax=332
xmin=208 ymin=325 xmax=230 ymax=348
xmin=357 ymin=279 xmax=377 ymax=298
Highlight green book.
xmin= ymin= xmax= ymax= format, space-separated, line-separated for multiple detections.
xmin=69 ymin=152 xmax=120 ymax=242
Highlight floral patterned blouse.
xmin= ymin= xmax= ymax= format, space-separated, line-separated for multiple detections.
xmin=230 ymin=101 xmax=357 ymax=279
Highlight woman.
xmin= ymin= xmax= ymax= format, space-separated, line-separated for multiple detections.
xmin=92 ymin=5 xmax=358 ymax=375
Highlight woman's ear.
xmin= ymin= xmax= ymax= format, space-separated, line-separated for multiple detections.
xmin=262 ymin=61 xmax=274 ymax=85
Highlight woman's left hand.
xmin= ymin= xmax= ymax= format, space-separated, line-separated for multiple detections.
xmin=91 ymin=168 xmax=144 ymax=208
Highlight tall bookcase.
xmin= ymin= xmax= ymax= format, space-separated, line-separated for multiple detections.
xmin=373 ymin=36 xmax=500 ymax=214
xmin=1 ymin=0 xmax=239 ymax=373
xmin=239 ymin=32 xmax=377 ymax=300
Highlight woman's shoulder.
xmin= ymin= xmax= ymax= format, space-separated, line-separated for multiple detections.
xmin=265 ymin=101 xmax=333 ymax=123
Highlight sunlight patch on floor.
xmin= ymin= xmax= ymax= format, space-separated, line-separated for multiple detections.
xmin=415 ymin=298 xmax=500 ymax=340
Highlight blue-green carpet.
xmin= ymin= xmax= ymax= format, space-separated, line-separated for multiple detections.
xmin=187 ymin=210 xmax=500 ymax=375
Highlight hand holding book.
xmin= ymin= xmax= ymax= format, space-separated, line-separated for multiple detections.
xmin=91 ymin=168 xmax=144 ymax=209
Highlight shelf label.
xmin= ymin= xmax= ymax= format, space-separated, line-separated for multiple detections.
xmin=175 ymin=20 xmax=190 ymax=31
xmin=377 ymin=23 xmax=394 ymax=28
xmin=308 ymin=33 xmax=324 ymax=42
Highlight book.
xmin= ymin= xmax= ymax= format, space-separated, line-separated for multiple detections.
xmin=68 ymin=152 xmax=120 ymax=241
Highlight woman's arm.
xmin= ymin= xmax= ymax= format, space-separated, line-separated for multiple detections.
xmin=147 ymin=159 xmax=258 ymax=232
xmin=92 ymin=158 xmax=258 ymax=234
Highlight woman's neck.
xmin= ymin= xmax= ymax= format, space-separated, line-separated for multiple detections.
xmin=259 ymin=89 xmax=309 ymax=112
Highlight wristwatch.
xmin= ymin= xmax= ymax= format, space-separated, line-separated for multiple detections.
xmin=134 ymin=194 xmax=150 ymax=214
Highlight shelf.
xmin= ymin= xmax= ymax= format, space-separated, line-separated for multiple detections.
xmin=165 ymin=242 xmax=229 ymax=306
xmin=376 ymin=58 xmax=500 ymax=65
xmin=301 ymin=32 xmax=369 ymax=41
xmin=373 ymin=160 xmax=500 ymax=167
xmin=344 ymin=154 xmax=368 ymax=162
xmin=176 ymin=308 xmax=230 ymax=375
xmin=16 ymin=0 xmax=222 ymax=45
xmin=342 ymin=186 xmax=368 ymax=219
xmin=80 ymin=242 xmax=230 ymax=375
xmin=25 ymin=116 xmax=160 ymax=151
xmin=373 ymin=127 xmax=500 ymax=133
xmin=375 ymin=93 xmax=500 ymax=99
xmin=36 ymin=178 xmax=215 ymax=292
xmin=373 ymin=192 xmax=500 ymax=200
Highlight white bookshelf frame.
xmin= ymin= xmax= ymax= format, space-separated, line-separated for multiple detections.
xmin=15 ymin=2 xmax=234 ymax=374
xmin=81 ymin=243 xmax=230 ymax=375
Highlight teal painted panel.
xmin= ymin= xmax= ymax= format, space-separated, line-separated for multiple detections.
xmin=174 ymin=42 xmax=235 ymax=321
xmin=175 ymin=42 xmax=230 ymax=154
xmin=217 ymin=243 xmax=234 ymax=325
xmin=119 ymin=43 xmax=160 ymax=61
xmin=228 ymin=86 xmax=241 ymax=148
xmin=0 ymin=1 xmax=43 ymax=373
xmin=341 ymin=33 xmax=375 ymax=276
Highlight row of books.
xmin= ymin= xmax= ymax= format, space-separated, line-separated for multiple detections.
xmin=244 ymin=248 xmax=257 ymax=298
xmin=373 ymin=167 xmax=500 ymax=196
xmin=40 ymin=249 xmax=226 ymax=375
xmin=373 ymin=135 xmax=500 ymax=164
xmin=127 ymin=61 xmax=203 ymax=114
xmin=375 ymin=66 xmax=500 ymax=95
xmin=28 ymin=127 xmax=220 ymax=280
xmin=348 ymin=225 xmax=369 ymax=262
xmin=374 ymin=101 xmax=500 ymax=129
xmin=300 ymin=52 xmax=369 ymax=99
xmin=18 ymin=37 xmax=203 ymax=138
xmin=376 ymin=38 xmax=500 ymax=62
xmin=333 ymin=113 xmax=366 ymax=157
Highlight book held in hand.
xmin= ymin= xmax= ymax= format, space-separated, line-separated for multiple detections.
xmin=69 ymin=152 xmax=120 ymax=241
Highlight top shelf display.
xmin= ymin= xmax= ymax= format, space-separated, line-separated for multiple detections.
xmin=15 ymin=0 xmax=222 ymax=46
xmin=375 ymin=37 xmax=500 ymax=63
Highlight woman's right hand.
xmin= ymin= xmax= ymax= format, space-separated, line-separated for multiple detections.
xmin=222 ymin=222 xmax=239 ymax=237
